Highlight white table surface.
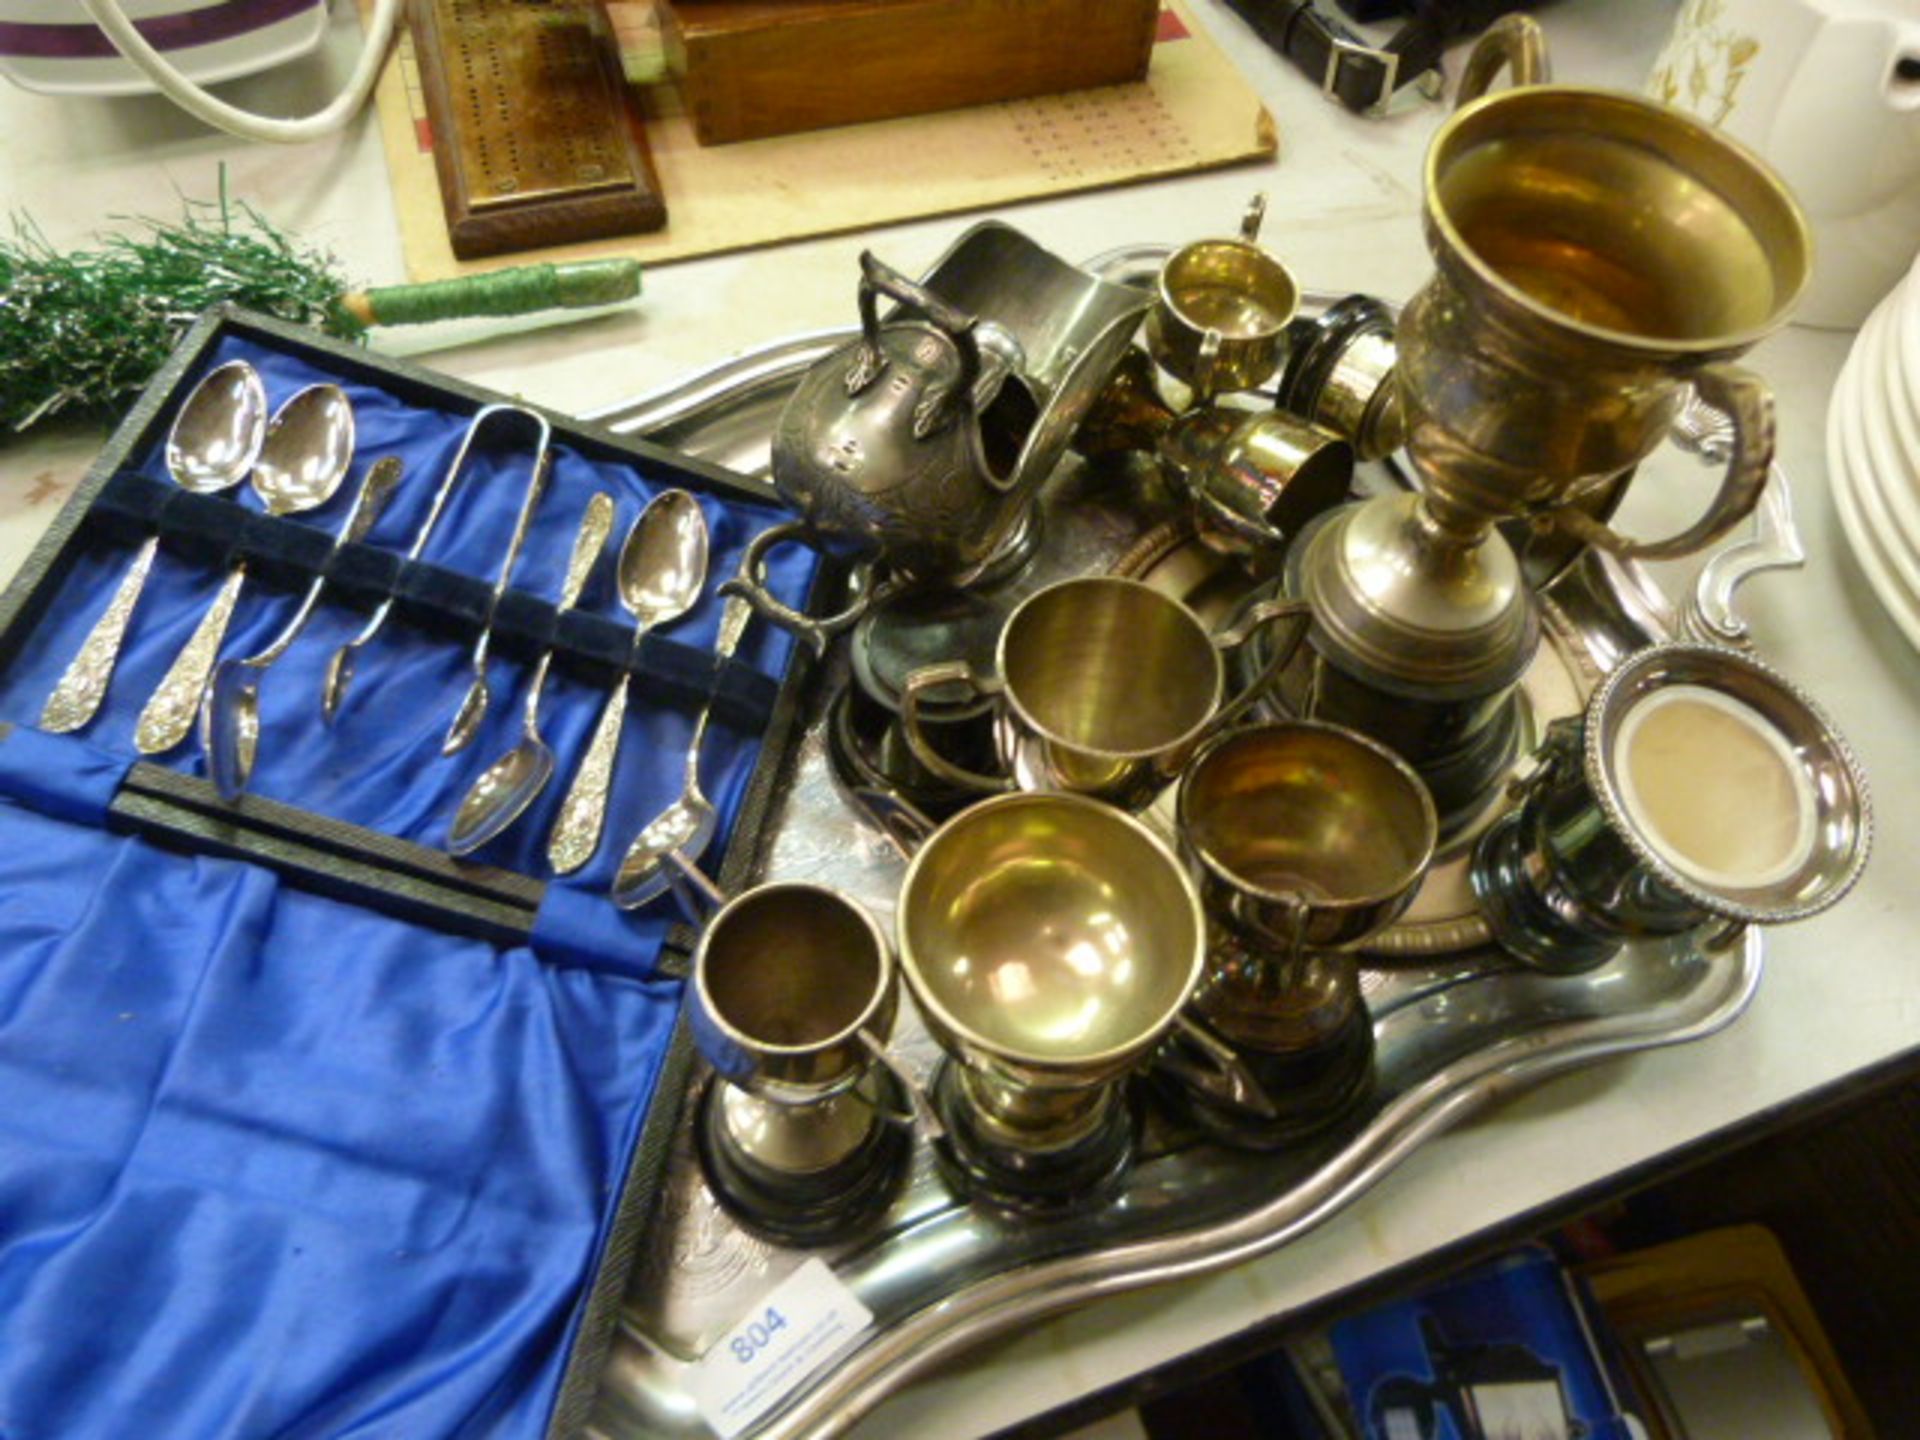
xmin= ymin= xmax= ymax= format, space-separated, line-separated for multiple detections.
xmin=1 ymin=1 xmax=1915 ymax=1436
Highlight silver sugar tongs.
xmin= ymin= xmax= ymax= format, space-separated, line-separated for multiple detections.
xmin=319 ymin=403 xmax=552 ymax=723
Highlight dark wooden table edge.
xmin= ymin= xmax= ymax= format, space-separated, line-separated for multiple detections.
xmin=984 ymin=1040 xmax=1920 ymax=1439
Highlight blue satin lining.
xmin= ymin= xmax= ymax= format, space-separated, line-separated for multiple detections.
xmin=0 ymin=335 xmax=822 ymax=1438
xmin=0 ymin=801 xmax=682 ymax=1438
xmin=0 ymin=723 xmax=130 ymax=824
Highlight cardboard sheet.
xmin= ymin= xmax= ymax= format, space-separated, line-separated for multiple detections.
xmin=373 ymin=1 xmax=1276 ymax=280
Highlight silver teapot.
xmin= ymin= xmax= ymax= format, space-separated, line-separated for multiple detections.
xmin=778 ymin=250 xmax=1035 ymax=580
xmin=726 ymin=226 xmax=1149 ymax=651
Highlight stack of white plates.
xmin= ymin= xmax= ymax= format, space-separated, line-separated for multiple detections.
xmin=1828 ymin=255 xmax=1920 ymax=653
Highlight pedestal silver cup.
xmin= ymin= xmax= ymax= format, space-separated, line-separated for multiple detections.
xmin=688 ymin=881 xmax=913 ymax=1242
xmin=1163 ymin=721 xmax=1437 ymax=1144
xmin=895 ymin=791 xmax=1207 ymax=1207
xmin=1471 ymin=643 xmax=1871 ymax=974
xmin=1283 ymin=14 xmax=1813 ymax=833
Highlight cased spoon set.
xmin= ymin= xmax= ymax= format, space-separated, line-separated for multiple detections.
xmin=39 ymin=360 xmax=748 ymax=895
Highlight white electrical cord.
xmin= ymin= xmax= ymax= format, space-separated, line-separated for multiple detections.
xmin=76 ymin=0 xmax=401 ymax=143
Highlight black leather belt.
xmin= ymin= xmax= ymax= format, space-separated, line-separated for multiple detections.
xmin=1220 ymin=0 xmax=1502 ymax=116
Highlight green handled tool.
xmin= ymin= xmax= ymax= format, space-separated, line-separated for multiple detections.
xmin=2 ymin=180 xmax=644 ymax=436
xmin=331 ymin=259 xmax=642 ymax=329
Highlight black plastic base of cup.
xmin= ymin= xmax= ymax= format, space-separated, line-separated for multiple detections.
xmin=928 ymin=1061 xmax=1138 ymax=1217
xmin=695 ymin=1075 xmax=914 ymax=1248
xmin=1153 ymin=1011 xmax=1376 ymax=1152
xmin=824 ymin=682 xmax=991 ymax=823
xmin=1470 ymin=810 xmax=1624 ymax=974
xmin=1225 ymin=580 xmax=1529 ymax=844
xmin=1420 ymin=691 xmax=1530 ymax=845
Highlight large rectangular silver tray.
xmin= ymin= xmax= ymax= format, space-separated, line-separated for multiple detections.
xmin=572 ymin=314 xmax=1768 ymax=1440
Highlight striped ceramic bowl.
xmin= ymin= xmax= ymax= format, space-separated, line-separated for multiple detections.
xmin=0 ymin=0 xmax=327 ymax=96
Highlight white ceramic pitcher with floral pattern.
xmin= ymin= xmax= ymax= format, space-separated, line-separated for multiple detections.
xmin=1649 ymin=0 xmax=1920 ymax=328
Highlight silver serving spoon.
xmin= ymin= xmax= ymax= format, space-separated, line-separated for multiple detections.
xmin=610 ymin=564 xmax=754 ymax=908
xmin=134 ymin=383 xmax=354 ymax=755
xmin=41 ymin=360 xmax=267 ymax=734
xmin=441 ymin=422 xmax=557 ymax=756
xmin=201 ymin=456 xmax=406 ymax=802
xmin=447 ymin=491 xmax=615 ymax=855
xmin=321 ymin=403 xmax=540 ymax=723
xmin=547 ymin=490 xmax=709 ymax=876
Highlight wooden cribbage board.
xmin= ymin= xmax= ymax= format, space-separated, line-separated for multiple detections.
xmin=409 ymin=0 xmax=668 ymax=259
xmin=377 ymin=0 xmax=1275 ymax=280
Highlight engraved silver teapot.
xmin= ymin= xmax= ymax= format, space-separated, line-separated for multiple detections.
xmin=726 ymin=227 xmax=1149 ymax=651
xmin=779 ymin=249 xmax=1034 ymax=579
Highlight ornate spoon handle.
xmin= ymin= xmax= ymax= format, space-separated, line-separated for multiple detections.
xmin=678 ymin=582 xmax=754 ymax=783
xmin=546 ymin=677 xmax=629 ymax=875
xmin=247 ymin=457 xmax=407 ymax=671
xmin=40 ymin=535 xmax=158 ymax=734
xmin=135 ymin=563 xmax=248 ymax=755
xmin=523 ymin=492 xmax=616 ymax=731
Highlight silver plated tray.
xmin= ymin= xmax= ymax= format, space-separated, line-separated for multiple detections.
xmin=576 ymin=309 xmax=1774 ymax=1440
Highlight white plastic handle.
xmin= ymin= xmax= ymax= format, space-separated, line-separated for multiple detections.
xmin=76 ymin=0 xmax=401 ymax=143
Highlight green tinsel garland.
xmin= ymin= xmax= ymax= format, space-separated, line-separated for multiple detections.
xmin=0 ymin=182 xmax=365 ymax=434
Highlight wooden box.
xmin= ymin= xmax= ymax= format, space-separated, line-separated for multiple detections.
xmin=663 ymin=0 xmax=1160 ymax=145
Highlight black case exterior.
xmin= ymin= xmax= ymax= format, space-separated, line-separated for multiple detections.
xmin=0 ymin=305 xmax=842 ymax=1440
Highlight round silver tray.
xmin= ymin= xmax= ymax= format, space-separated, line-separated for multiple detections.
xmin=576 ymin=320 xmax=1769 ymax=1440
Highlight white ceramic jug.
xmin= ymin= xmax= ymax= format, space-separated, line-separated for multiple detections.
xmin=1649 ymin=0 xmax=1920 ymax=328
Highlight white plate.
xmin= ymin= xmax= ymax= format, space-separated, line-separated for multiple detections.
xmin=1881 ymin=273 xmax=1920 ymax=458
xmin=0 ymin=0 xmax=326 ymax=98
xmin=1836 ymin=303 xmax=1907 ymax=549
xmin=1829 ymin=375 xmax=1920 ymax=654
xmin=1898 ymin=244 xmax=1920 ymax=384
xmin=1859 ymin=289 xmax=1920 ymax=562
xmin=1891 ymin=255 xmax=1920 ymax=438
xmin=1828 ymin=318 xmax=1920 ymax=652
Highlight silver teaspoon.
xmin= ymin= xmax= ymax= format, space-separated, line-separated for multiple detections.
xmin=134 ymin=383 xmax=354 ymax=755
xmin=41 ymin=360 xmax=267 ymax=734
xmin=610 ymin=562 xmax=755 ymax=908
xmin=447 ymin=491 xmax=615 ymax=855
xmin=201 ymin=456 xmax=406 ymax=802
xmin=546 ymin=490 xmax=709 ymax=876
